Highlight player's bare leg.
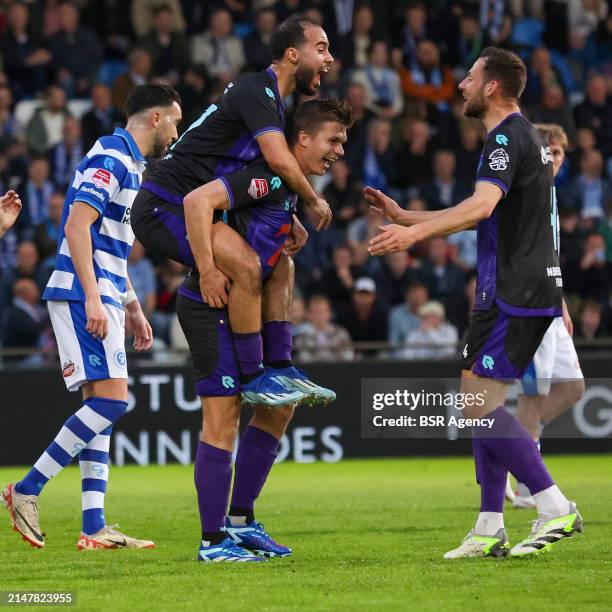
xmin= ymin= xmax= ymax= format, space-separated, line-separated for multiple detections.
xmin=263 ymin=252 xmax=336 ymax=406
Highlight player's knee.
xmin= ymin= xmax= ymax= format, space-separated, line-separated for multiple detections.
xmin=239 ymin=254 xmax=262 ymax=294
xmin=567 ymin=379 xmax=585 ymax=406
xmin=203 ymin=413 xmax=240 ymax=448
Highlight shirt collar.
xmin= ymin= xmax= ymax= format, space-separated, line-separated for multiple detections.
xmin=112 ymin=127 xmax=146 ymax=162
xmin=265 ymin=66 xmax=286 ymax=113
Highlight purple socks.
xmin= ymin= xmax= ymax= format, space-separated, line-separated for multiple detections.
xmin=230 ymin=426 xmax=279 ymax=512
xmin=481 ymin=407 xmax=554 ymax=495
xmin=472 ymin=438 xmax=506 ymax=512
xmin=473 ymin=406 xmax=555 ymax=510
xmin=232 ymin=331 xmax=264 ymax=379
xmin=263 ymin=320 xmax=292 ymax=365
xmin=194 ymin=441 xmax=232 ymax=537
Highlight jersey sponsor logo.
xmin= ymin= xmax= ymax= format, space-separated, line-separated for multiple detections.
xmin=248 ymin=178 xmax=269 ymax=199
xmin=265 ymin=87 xmax=275 ymax=100
xmin=114 ymin=349 xmax=127 ymax=369
xmin=92 ymin=168 xmax=112 ymax=189
xmin=541 ymin=145 xmax=553 ymax=165
xmin=103 ymin=157 xmax=115 ymax=171
xmin=495 ymin=134 xmax=508 ymax=146
xmin=270 ymin=176 xmax=282 ymax=190
xmin=488 ymin=148 xmax=509 ymax=171
xmin=62 ymin=360 xmax=75 ymax=378
xmin=122 ymin=207 xmax=131 ymax=224
xmin=80 ymin=186 xmax=105 ymax=201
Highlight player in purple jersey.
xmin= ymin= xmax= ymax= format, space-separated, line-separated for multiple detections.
xmin=174 ymin=100 xmax=351 ymax=562
xmin=367 ymin=48 xmax=582 ymax=559
xmin=131 ymin=14 xmax=334 ymax=407
xmin=511 ymin=124 xmax=584 ymax=509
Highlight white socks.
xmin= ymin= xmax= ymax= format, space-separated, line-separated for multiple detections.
xmin=533 ymin=484 xmax=570 ymax=520
xmin=475 ymin=512 xmax=504 ymax=536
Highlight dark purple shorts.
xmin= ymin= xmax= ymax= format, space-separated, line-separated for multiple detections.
xmin=461 ymin=301 xmax=553 ymax=381
xmin=175 ymin=291 xmax=240 ymax=397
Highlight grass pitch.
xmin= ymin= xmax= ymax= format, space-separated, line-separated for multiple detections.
xmin=0 ymin=456 xmax=610 ymax=611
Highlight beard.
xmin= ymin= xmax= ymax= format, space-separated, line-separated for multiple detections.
xmin=295 ymin=63 xmax=318 ymax=96
xmin=151 ymin=134 xmax=171 ymax=158
xmin=464 ymin=90 xmax=488 ymax=119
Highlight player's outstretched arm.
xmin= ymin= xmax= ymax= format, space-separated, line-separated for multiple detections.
xmin=183 ymin=179 xmax=230 ymax=308
xmin=0 ymin=190 xmax=22 ymax=238
xmin=124 ymin=276 xmax=153 ymax=351
xmin=257 ymin=131 xmax=332 ymax=230
xmin=64 ymin=202 xmax=108 ymax=339
xmin=368 ymin=181 xmax=502 ymax=256
xmin=364 ymin=186 xmax=446 ymax=226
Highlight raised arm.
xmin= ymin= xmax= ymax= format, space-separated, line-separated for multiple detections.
xmin=368 ymin=181 xmax=502 ymax=256
xmin=257 ymin=131 xmax=331 ymax=230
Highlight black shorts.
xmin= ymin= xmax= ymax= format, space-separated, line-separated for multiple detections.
xmin=461 ymin=302 xmax=553 ymax=380
xmin=175 ymin=292 xmax=239 ymax=397
xmin=131 ymin=186 xmax=196 ymax=266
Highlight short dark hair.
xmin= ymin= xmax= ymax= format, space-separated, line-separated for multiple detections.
xmin=287 ymin=99 xmax=354 ymax=145
xmin=479 ymin=47 xmax=527 ymax=100
xmin=125 ymin=83 xmax=180 ymax=118
xmin=270 ymin=13 xmax=319 ymax=61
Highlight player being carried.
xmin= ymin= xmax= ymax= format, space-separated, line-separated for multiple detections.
xmin=367 ymin=48 xmax=582 ymax=559
xmin=2 ymin=84 xmax=182 ymax=550
xmin=132 ymin=14 xmax=335 ymax=408
xmin=510 ymin=124 xmax=585 ymax=509
xmin=174 ymin=98 xmax=351 ymax=562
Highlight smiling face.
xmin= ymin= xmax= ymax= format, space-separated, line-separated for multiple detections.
xmin=458 ymin=58 xmax=489 ymax=119
xmin=297 ymin=121 xmax=347 ymax=176
xmin=293 ymin=25 xmax=333 ymax=96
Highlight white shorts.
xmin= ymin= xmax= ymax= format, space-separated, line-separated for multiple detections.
xmin=521 ymin=317 xmax=583 ymax=396
xmin=48 ymin=300 xmax=128 ymax=391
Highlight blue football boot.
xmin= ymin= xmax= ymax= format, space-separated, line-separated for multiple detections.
xmin=270 ymin=366 xmax=336 ymax=406
xmin=240 ymin=370 xmax=305 ymax=407
xmin=198 ymin=537 xmax=266 ymax=562
xmin=224 ymin=519 xmax=292 ymax=558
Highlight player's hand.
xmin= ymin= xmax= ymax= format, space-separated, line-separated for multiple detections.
xmin=0 ymin=190 xmax=22 ymax=235
xmin=85 ymin=296 xmax=108 ymax=340
xmin=562 ymin=298 xmax=573 ymax=337
xmin=306 ymin=197 xmax=332 ymax=230
xmin=125 ymin=307 xmax=153 ymax=351
xmin=285 ymin=214 xmax=308 ymax=255
xmin=200 ymin=264 xmax=230 ymax=309
xmin=364 ymin=186 xmax=401 ymax=223
xmin=368 ymin=224 xmax=417 ymax=256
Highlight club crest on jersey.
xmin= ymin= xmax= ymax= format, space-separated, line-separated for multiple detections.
xmin=62 ymin=360 xmax=75 ymax=378
xmin=488 ymin=148 xmax=509 ymax=171
xmin=92 ymin=168 xmax=111 ymax=189
xmin=248 ymin=178 xmax=269 ymax=199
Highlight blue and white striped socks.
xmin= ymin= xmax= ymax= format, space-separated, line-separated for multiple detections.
xmin=15 ymin=397 xmax=127 ymax=497
xmin=80 ymin=426 xmax=112 ymax=535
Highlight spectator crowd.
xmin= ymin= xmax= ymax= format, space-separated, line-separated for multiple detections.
xmin=0 ymin=0 xmax=610 ymax=363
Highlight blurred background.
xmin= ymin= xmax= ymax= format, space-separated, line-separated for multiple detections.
xmin=0 ymin=0 xmax=610 ymax=368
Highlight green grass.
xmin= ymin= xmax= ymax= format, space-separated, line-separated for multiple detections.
xmin=1 ymin=456 xmax=611 ymax=611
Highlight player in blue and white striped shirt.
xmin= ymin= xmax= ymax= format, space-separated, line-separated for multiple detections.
xmin=2 ymin=84 xmax=182 ymax=551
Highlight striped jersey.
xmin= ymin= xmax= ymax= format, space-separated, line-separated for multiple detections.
xmin=43 ymin=128 xmax=146 ymax=309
